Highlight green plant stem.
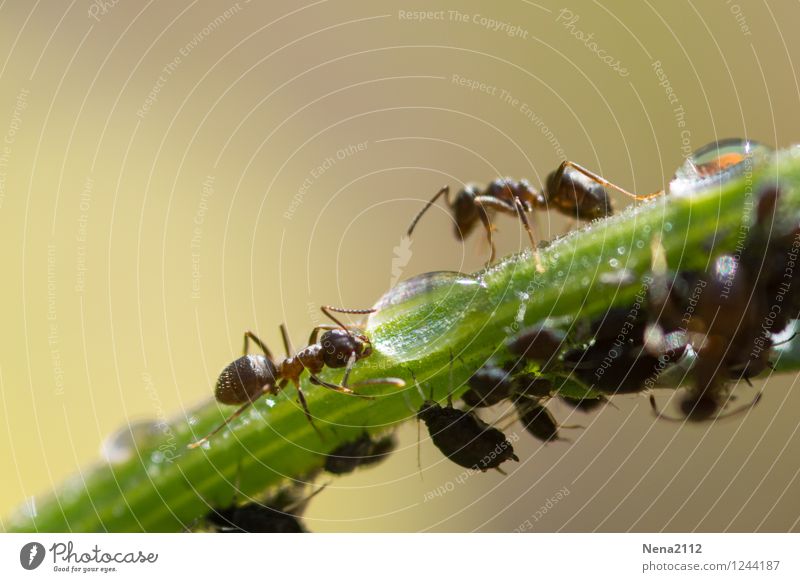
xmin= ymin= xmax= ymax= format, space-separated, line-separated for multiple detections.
xmin=8 ymin=149 xmax=800 ymax=532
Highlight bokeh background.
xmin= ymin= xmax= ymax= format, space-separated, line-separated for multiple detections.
xmin=2 ymin=0 xmax=800 ymax=532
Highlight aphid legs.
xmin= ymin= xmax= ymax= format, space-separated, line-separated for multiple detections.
xmin=648 ymin=392 xmax=763 ymax=422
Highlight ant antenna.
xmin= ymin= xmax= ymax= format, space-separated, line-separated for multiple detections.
xmin=321 ymin=305 xmax=375 ymax=335
xmin=407 ymin=186 xmax=450 ymax=237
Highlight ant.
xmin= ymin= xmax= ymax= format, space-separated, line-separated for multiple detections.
xmin=405 ymin=162 xmax=646 ymax=268
xmin=188 ymin=306 xmax=404 ymax=449
xmin=413 ymin=367 xmax=518 ymax=473
xmin=324 ymin=432 xmax=398 ymax=475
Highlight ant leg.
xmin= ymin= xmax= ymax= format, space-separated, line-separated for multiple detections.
xmin=292 ymin=380 xmax=324 ymax=439
xmin=473 ymin=198 xmax=496 ymax=265
xmin=407 ymin=185 xmax=451 ymax=237
xmin=473 ymin=195 xmax=544 ymax=271
xmin=188 ymin=387 xmax=269 ymax=449
xmin=513 ymin=196 xmax=544 ymax=273
xmin=559 ymin=160 xmax=664 ymax=201
xmin=243 ymin=331 xmax=274 ymax=360
xmin=279 ymin=324 xmax=295 ymax=357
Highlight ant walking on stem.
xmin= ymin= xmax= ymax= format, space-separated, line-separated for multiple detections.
xmin=405 ymin=163 xmax=655 ymax=270
xmin=188 ymin=306 xmax=405 ymax=449
xmin=406 ymin=140 xmax=765 ymax=269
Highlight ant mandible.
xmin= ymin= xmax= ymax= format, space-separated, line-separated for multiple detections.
xmin=188 ymin=306 xmax=404 ymax=449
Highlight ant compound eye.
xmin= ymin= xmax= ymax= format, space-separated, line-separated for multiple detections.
xmin=670 ymin=138 xmax=773 ymax=197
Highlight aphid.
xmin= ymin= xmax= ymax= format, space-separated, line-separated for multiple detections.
xmin=515 ymin=399 xmax=570 ymax=443
xmin=188 ymin=306 xmax=405 ymax=449
xmin=462 ymin=364 xmax=511 ymax=408
xmin=414 ymin=365 xmax=518 ymax=473
xmin=559 ymin=394 xmax=608 ymax=413
xmin=649 ymin=390 xmax=762 ymax=423
xmin=563 ymin=332 xmax=684 ymax=395
xmin=206 ymin=486 xmax=323 ymax=533
xmin=649 ymin=184 xmax=783 ymax=422
xmin=462 ymin=363 xmax=551 ymax=408
xmin=323 ymin=432 xmax=398 ymax=475
xmin=506 ymin=324 xmax=567 ymax=368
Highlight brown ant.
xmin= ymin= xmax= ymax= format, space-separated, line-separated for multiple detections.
xmin=188 ymin=306 xmax=404 ymax=449
xmin=405 ymin=162 xmax=652 ymax=269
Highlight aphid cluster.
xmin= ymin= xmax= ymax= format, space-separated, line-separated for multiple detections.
xmin=414 ymin=139 xmax=797 ymax=472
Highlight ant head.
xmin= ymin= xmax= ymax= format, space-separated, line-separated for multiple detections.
xmin=319 ymin=329 xmax=371 ymax=368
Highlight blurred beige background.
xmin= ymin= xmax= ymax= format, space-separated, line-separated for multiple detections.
xmin=1 ymin=0 xmax=800 ymax=531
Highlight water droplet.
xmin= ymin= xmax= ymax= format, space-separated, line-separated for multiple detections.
xmin=608 ymin=258 xmax=619 ymax=268
xmin=617 ymin=246 xmax=626 ymax=255
xmin=101 ymin=419 xmax=162 ymax=464
xmin=642 ymin=225 xmax=651 ymax=234
xmin=663 ymin=222 xmax=673 ymax=232
xmin=635 ymin=240 xmax=645 ymax=249
xmin=366 ymin=271 xmax=489 ymax=361
xmin=265 ymin=398 xmax=276 ymax=408
xmin=150 ymin=450 xmax=165 ymax=464
xmin=669 ymin=138 xmax=773 ymax=197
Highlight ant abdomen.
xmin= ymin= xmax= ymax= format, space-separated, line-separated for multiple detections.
xmin=215 ymin=354 xmax=278 ymax=405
